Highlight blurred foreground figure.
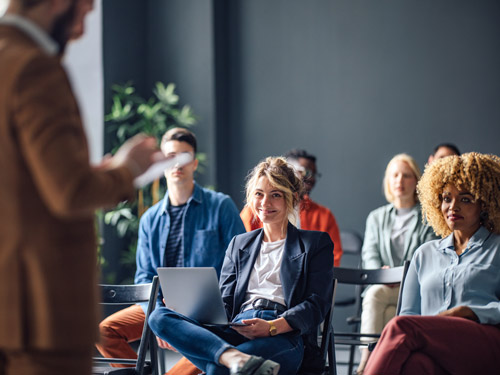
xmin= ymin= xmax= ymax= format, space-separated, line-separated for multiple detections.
xmin=0 ymin=1 xmax=163 ymax=374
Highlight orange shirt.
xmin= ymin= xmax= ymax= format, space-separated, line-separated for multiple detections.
xmin=240 ymin=195 xmax=343 ymax=266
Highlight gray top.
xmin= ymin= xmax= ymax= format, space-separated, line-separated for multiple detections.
xmin=362 ymin=203 xmax=437 ymax=269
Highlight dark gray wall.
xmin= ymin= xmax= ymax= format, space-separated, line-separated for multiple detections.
xmin=147 ymin=0 xmax=217 ymax=185
xmin=225 ymin=0 xmax=500 ymax=234
xmin=103 ymin=0 xmax=500 ymax=236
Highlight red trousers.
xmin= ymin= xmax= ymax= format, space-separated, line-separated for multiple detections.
xmin=364 ymin=315 xmax=500 ymax=375
xmin=95 ymin=304 xmax=201 ymax=375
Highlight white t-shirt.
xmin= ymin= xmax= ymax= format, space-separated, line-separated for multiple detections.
xmin=242 ymin=238 xmax=286 ymax=311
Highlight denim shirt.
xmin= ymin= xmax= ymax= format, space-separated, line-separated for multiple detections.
xmin=135 ymin=182 xmax=245 ymax=292
xmin=400 ymin=226 xmax=500 ymax=325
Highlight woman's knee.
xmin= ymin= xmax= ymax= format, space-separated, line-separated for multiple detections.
xmin=363 ymin=285 xmax=391 ymax=302
xmin=384 ymin=315 xmax=418 ymax=336
xmin=149 ymin=307 xmax=182 ymax=335
xmin=148 ymin=307 xmax=167 ymax=333
xmin=402 ymin=352 xmax=446 ymax=375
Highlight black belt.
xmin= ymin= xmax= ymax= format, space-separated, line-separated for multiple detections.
xmin=252 ymin=298 xmax=287 ymax=314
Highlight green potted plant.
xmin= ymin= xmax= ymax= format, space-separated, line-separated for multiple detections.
xmin=101 ymin=82 xmax=199 ymax=283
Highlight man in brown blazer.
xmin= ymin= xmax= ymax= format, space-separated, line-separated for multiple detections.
xmin=0 ymin=1 xmax=164 ymax=374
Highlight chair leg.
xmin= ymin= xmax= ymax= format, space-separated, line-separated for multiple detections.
xmin=328 ymin=338 xmax=337 ymax=375
xmin=149 ymin=336 xmax=159 ymax=375
xmin=347 ymin=345 xmax=355 ymax=375
xmin=158 ymin=348 xmax=166 ymax=375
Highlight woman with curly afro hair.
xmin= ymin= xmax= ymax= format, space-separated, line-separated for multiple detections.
xmin=365 ymin=152 xmax=500 ymax=375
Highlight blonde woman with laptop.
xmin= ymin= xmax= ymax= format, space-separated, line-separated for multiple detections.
xmin=149 ymin=157 xmax=334 ymax=375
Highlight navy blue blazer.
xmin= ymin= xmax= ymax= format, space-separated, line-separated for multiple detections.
xmin=219 ymin=222 xmax=334 ymax=336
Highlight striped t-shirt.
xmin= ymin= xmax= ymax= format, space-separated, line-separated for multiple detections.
xmin=164 ymin=203 xmax=188 ymax=267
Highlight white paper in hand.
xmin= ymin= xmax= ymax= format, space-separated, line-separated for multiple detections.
xmin=133 ymin=152 xmax=193 ymax=188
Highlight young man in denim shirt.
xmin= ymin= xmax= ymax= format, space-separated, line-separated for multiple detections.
xmin=96 ymin=128 xmax=245 ymax=371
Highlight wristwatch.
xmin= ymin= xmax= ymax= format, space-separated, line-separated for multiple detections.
xmin=268 ymin=321 xmax=278 ymax=336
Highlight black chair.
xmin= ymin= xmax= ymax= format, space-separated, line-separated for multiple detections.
xmin=93 ymin=276 xmax=160 ymax=375
xmin=333 ymin=231 xmax=363 ymax=318
xmin=320 ymin=278 xmax=338 ymax=375
xmin=339 ymin=231 xmax=363 ymax=268
xmin=298 ymin=278 xmax=338 ymax=375
xmin=332 ymin=261 xmax=410 ymax=375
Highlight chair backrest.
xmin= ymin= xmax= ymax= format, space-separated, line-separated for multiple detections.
xmin=339 ymin=230 xmax=363 ymax=257
xmin=100 ymin=281 xmax=157 ymax=304
xmin=96 ymin=276 xmax=160 ymax=374
xmin=334 ymin=262 xmax=408 ymax=285
xmin=334 ymin=261 xmax=410 ymax=315
xmin=395 ymin=261 xmax=410 ymax=315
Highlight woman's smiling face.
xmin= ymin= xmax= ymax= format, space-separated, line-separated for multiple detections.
xmin=251 ymin=176 xmax=287 ymax=226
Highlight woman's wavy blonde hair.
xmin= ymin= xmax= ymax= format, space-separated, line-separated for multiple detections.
xmin=417 ymin=152 xmax=500 ymax=237
xmin=245 ymin=156 xmax=304 ymax=227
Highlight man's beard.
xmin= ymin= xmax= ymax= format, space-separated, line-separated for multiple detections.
xmin=50 ymin=0 xmax=77 ymax=54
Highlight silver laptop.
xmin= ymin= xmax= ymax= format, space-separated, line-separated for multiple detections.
xmin=157 ymin=267 xmax=245 ymax=326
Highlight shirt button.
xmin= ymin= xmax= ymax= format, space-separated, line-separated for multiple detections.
xmin=447 ymin=282 xmax=451 ymax=286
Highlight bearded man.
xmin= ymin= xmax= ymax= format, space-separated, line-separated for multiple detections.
xmin=0 ymin=1 xmax=164 ymax=374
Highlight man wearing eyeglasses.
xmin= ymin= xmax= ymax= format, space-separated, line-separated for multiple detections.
xmin=240 ymin=149 xmax=343 ymax=267
xmin=96 ymin=128 xmax=245 ymax=371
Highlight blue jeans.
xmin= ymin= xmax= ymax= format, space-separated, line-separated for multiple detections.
xmin=149 ymin=307 xmax=304 ymax=375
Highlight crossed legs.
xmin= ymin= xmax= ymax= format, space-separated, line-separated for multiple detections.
xmin=149 ymin=307 xmax=303 ymax=375
xmin=364 ymin=315 xmax=500 ymax=375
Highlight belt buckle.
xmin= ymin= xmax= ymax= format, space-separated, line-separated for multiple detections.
xmin=253 ymin=298 xmax=270 ymax=310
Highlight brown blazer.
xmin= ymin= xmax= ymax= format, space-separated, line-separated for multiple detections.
xmin=0 ymin=25 xmax=135 ymax=351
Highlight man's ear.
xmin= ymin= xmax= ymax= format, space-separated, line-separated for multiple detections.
xmin=193 ymin=158 xmax=199 ymax=171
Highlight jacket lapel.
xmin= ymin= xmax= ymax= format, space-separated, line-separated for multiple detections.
xmin=280 ymin=223 xmax=306 ymax=307
xmin=233 ymin=229 xmax=264 ymax=311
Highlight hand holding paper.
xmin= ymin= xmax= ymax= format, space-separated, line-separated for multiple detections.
xmin=133 ymin=152 xmax=193 ymax=188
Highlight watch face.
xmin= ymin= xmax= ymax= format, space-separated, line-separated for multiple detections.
xmin=269 ymin=324 xmax=277 ymax=336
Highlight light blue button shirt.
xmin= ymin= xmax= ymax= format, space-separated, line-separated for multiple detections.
xmin=400 ymin=226 xmax=500 ymax=325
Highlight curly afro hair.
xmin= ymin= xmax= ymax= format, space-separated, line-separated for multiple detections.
xmin=417 ymin=152 xmax=500 ymax=237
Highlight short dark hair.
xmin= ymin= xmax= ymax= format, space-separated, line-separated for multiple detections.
xmin=161 ymin=127 xmax=197 ymax=154
xmin=433 ymin=143 xmax=460 ymax=156
xmin=284 ymin=149 xmax=316 ymax=163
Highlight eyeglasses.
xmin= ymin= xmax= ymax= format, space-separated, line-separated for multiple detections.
xmin=302 ymin=168 xmax=322 ymax=179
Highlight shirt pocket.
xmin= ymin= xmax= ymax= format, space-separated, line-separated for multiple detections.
xmin=457 ymin=263 xmax=499 ymax=302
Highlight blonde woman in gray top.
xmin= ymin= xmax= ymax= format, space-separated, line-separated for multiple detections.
xmin=356 ymin=154 xmax=437 ymax=374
